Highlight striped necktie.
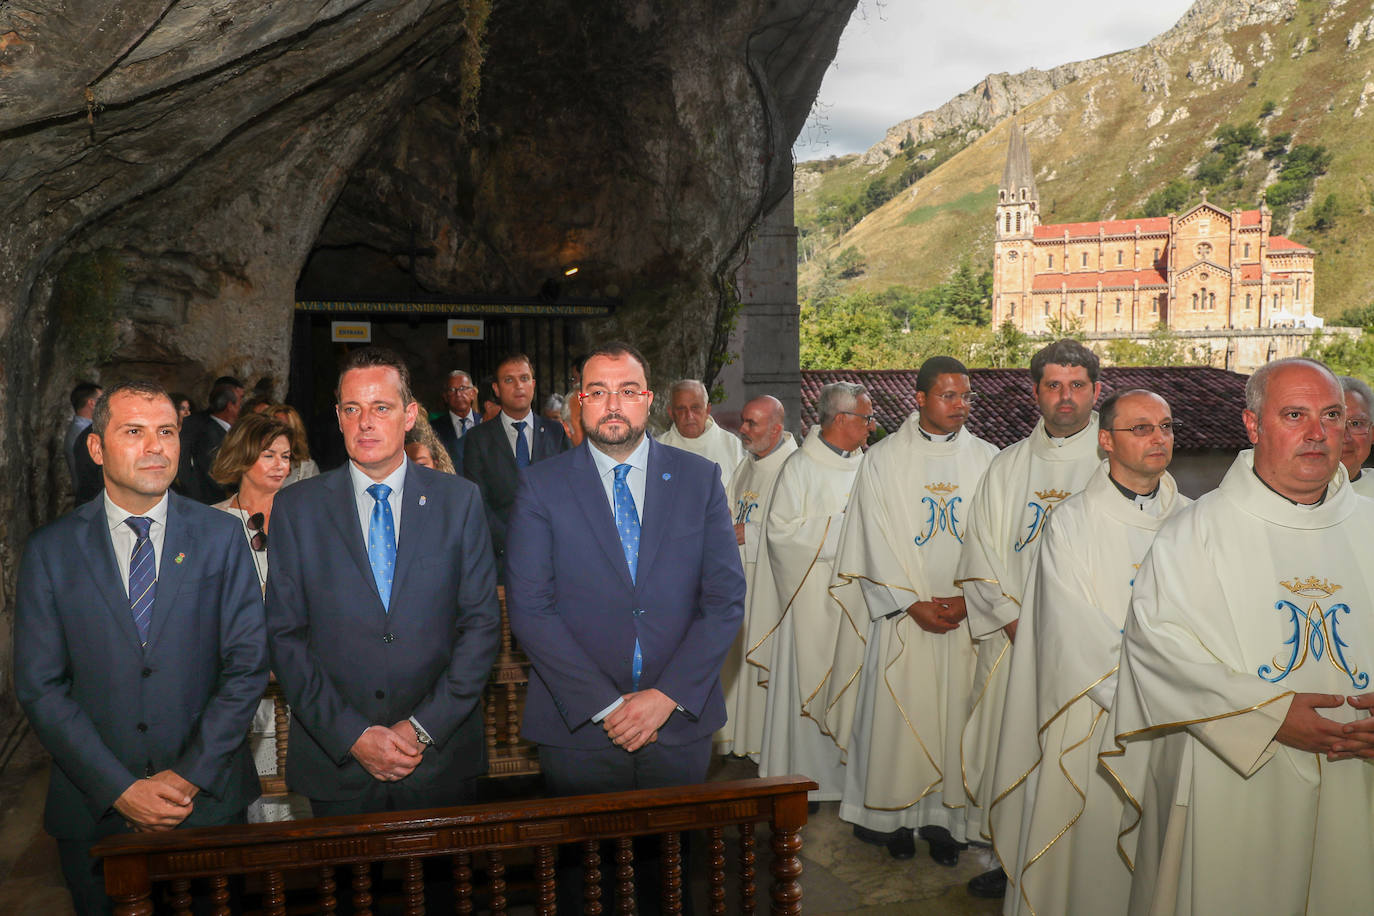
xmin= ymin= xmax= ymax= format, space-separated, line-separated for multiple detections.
xmin=126 ymin=516 xmax=156 ymax=645
xmin=613 ymin=464 xmax=643 ymax=689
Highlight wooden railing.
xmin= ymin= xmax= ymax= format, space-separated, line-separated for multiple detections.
xmin=93 ymin=775 xmax=818 ymax=915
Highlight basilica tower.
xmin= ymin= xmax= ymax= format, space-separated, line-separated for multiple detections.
xmin=993 ymin=125 xmax=1038 ymax=327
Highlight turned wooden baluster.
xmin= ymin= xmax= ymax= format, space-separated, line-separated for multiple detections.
xmin=319 ymin=865 xmax=338 ymax=915
xmin=168 ymin=877 xmax=192 ymax=916
xmin=660 ymin=832 xmax=683 ymax=915
xmin=534 ymin=843 xmax=556 ymax=915
xmin=209 ymin=874 xmax=230 ymax=916
xmin=264 ymin=869 xmax=286 ymax=916
xmin=489 ymin=850 xmax=508 ymax=915
xmin=453 ymin=851 xmax=474 ymax=915
xmin=402 ymin=857 xmax=424 ymax=915
xmin=351 ymin=862 xmax=373 ymax=916
xmin=770 ymin=825 xmax=803 ymax=916
xmin=738 ymin=822 xmax=757 ymax=915
xmin=484 ymin=685 xmax=498 ymax=763
xmin=505 ymin=680 xmax=519 ymax=749
xmin=707 ymin=826 xmax=726 ymax=915
xmin=111 ymin=892 xmax=154 ymax=916
xmin=615 ymin=836 xmax=636 ymax=915
xmin=582 ymin=839 xmax=603 ymax=915
xmin=273 ymin=691 xmax=289 ymax=778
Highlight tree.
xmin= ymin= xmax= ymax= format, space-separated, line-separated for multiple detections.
xmin=980 ymin=321 xmax=1034 ymax=368
xmin=1310 ymin=193 xmax=1338 ymax=232
xmin=1335 ymin=303 xmax=1374 ymax=329
xmin=835 ymin=246 xmax=867 ymax=279
xmin=1138 ymin=179 xmax=1192 ymax=218
xmin=1305 ymin=330 xmax=1374 ymax=386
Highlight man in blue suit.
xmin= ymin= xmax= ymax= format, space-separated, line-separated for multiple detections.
xmin=505 ymin=341 xmax=745 ymax=794
xmin=16 ymin=381 xmax=267 ymax=915
xmin=266 ymin=347 xmax=500 ymax=815
xmin=463 ymin=352 xmax=568 ymax=565
xmin=431 ymin=368 xmax=479 ymax=470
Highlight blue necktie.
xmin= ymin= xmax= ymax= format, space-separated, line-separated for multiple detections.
xmin=514 ymin=420 xmax=531 ymax=468
xmin=613 ymin=464 xmax=643 ymax=689
xmin=126 ymin=516 xmax=156 ymax=645
xmin=366 ymin=483 xmax=397 ymax=611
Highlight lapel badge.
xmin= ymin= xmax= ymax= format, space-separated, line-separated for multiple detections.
xmin=419 ymin=495 xmax=427 ymax=506
xmin=662 ymin=473 xmax=671 ymax=481
xmin=174 ymin=552 xmax=185 ymax=565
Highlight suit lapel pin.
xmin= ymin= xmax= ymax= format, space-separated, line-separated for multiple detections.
xmin=419 ymin=495 xmax=427 ymax=506
xmin=662 ymin=473 xmax=671 ymax=481
xmin=174 ymin=552 xmax=185 ymax=564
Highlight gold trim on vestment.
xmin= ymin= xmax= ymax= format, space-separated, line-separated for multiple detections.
xmin=744 ymin=515 xmax=831 ymax=686
xmin=953 ymin=576 xmax=1024 ymax=609
xmin=860 ymin=613 xmax=946 ymax=809
xmin=1097 ymin=690 xmax=1294 ymax=869
xmin=961 ymin=637 xmax=1011 ymax=826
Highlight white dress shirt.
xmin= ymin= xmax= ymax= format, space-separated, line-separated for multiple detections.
xmin=348 ymin=459 xmax=407 ymax=545
xmin=449 ymin=410 xmax=475 ymax=438
xmin=499 ymin=409 xmax=535 ymax=459
xmin=104 ymin=490 xmax=170 ymax=597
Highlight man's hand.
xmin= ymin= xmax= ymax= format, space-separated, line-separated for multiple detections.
xmin=934 ymin=595 xmax=967 ymax=625
xmin=350 ymin=724 xmax=423 ymax=781
xmin=906 ymin=599 xmax=960 ymax=634
xmin=114 ymin=777 xmax=194 ymax=831
xmin=1275 ymin=693 xmax=1347 ymax=754
xmin=1329 ymin=693 xmax=1374 ymax=760
xmin=604 ymin=689 xmax=677 ymax=752
xmin=734 ymin=523 xmax=746 ymax=546
xmin=149 ymin=769 xmax=200 ymax=802
xmin=1003 ymin=619 xmax=1019 ymax=643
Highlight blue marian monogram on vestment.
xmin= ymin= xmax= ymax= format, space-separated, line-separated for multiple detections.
xmin=1258 ymin=577 xmax=1368 ymax=690
xmin=914 ymin=482 xmax=962 ymax=546
xmin=735 ymin=491 xmax=760 ymax=526
xmin=1013 ymin=488 xmax=1070 ymax=553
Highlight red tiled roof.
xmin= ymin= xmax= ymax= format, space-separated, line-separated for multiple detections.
xmin=1033 ymin=217 xmax=1170 ymax=240
xmin=1267 ymin=236 xmax=1312 ymax=253
xmin=1030 ymin=268 xmax=1168 ymax=292
xmin=801 ymin=366 xmax=1250 ymax=450
xmin=1239 ymin=264 xmax=1261 ymax=282
xmin=1238 ymin=210 xmax=1264 ymax=226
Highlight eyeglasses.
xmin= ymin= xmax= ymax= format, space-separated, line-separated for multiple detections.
xmin=933 ymin=391 xmax=979 ymax=404
xmin=578 ymin=387 xmax=651 ymax=404
xmin=244 ymin=512 xmax=267 ymax=552
xmin=446 ymin=385 xmax=475 ymax=394
xmin=1106 ymin=420 xmax=1181 ymax=437
xmin=840 ymin=411 xmax=877 ymax=425
xmin=1348 ymin=418 xmax=1372 ymax=433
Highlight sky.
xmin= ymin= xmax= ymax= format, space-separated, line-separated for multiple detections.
xmin=794 ymin=0 xmax=1197 ymax=160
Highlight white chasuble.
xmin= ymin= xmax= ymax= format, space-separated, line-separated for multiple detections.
xmin=955 ymin=415 xmax=1101 ymax=840
xmin=716 ymin=431 xmax=798 ymax=757
xmin=1351 ymin=469 xmax=1374 ymax=498
xmin=820 ymin=413 xmax=997 ymax=836
xmin=657 ymin=417 xmax=746 ymax=489
xmin=990 ymin=463 xmax=1187 ymax=916
xmin=1103 ymin=451 xmax=1374 ymax=916
xmin=752 ymin=426 xmax=863 ymax=799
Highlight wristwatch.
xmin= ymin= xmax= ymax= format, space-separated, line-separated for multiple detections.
xmin=409 ymin=716 xmax=434 ymax=748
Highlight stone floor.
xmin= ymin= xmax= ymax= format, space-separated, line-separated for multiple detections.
xmin=0 ymin=728 xmax=1002 ymax=915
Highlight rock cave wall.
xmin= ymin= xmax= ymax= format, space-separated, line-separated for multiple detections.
xmin=0 ymin=0 xmax=856 ymax=708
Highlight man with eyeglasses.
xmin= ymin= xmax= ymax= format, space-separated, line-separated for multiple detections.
xmin=819 ymin=357 xmax=998 ymax=863
xmin=432 ymin=369 xmax=478 ymax=470
xmin=751 ymin=382 xmax=871 ymax=804
xmin=988 ymin=389 xmax=1189 ymax=916
xmin=1102 ymin=357 xmax=1374 ymax=915
xmin=954 ymin=338 xmax=1104 ymax=899
xmin=1339 ymin=375 xmax=1374 ymax=496
xmin=657 ymin=378 xmax=746 ymax=489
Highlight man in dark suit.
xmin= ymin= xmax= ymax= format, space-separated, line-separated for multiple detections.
xmin=431 ymin=368 xmax=479 ymax=470
xmin=266 ymin=346 xmax=500 ymax=815
xmin=177 ymin=376 xmax=244 ymax=503
xmin=505 ymin=340 xmax=745 ymax=793
xmin=16 ymin=382 xmax=267 ymax=915
xmin=463 ymin=352 xmax=568 ymax=563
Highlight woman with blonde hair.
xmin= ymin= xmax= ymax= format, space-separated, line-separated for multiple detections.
xmin=407 ymin=411 xmax=456 ymax=474
xmin=270 ymin=403 xmax=320 ymax=486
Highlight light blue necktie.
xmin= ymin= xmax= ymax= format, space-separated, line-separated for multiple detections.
xmin=514 ymin=420 xmax=531 ymax=468
xmin=366 ymin=483 xmax=397 ymax=611
xmin=613 ymin=464 xmax=643 ymax=689
xmin=126 ymin=516 xmax=156 ymax=645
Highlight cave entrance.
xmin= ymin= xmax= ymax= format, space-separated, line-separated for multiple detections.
xmin=287 ymin=296 xmax=617 ymax=470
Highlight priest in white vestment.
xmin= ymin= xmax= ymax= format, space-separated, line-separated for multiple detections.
xmin=752 ymin=382 xmax=870 ymax=800
xmin=954 ymin=339 xmax=1104 ymax=899
xmin=821 ymin=358 xmax=998 ymax=862
xmin=1104 ymin=359 xmax=1374 ymax=916
xmin=657 ymin=379 xmax=745 ymax=489
xmin=989 ymin=390 xmax=1188 ymax=916
xmin=1340 ymin=375 xmax=1374 ymax=497
xmin=717 ymin=395 xmax=797 ymax=758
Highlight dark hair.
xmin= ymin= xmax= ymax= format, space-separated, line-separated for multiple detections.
xmin=478 ymin=375 xmax=500 ymax=405
xmin=213 ymin=376 xmax=244 ymax=388
xmin=494 ymin=352 xmax=534 ymax=377
xmin=169 ymin=391 xmax=194 ymax=413
xmin=1098 ymin=388 xmax=1160 ymax=431
xmin=335 ymin=346 xmax=415 ymax=405
xmin=580 ymin=341 xmax=651 ymax=384
xmin=1030 ymin=338 xmax=1101 ymax=385
xmin=208 ymin=379 xmax=243 ymax=413
xmin=210 ymin=413 xmax=294 ymax=487
xmin=91 ymin=381 xmax=176 ymax=437
xmin=70 ymin=382 xmax=102 ymax=412
xmin=915 ymin=356 xmax=970 ymax=394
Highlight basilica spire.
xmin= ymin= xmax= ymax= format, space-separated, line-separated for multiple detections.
xmin=1000 ymin=123 xmax=1038 ymax=204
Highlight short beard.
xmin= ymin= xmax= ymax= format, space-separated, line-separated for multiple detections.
xmin=583 ymin=413 xmax=646 ymax=455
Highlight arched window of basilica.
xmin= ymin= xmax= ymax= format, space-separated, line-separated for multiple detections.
xmin=1117 ymin=250 xmax=1124 ymax=266
xmin=1015 ymin=212 xmax=1022 ymax=232
xmin=1245 ymin=293 xmax=1252 ymax=310
xmin=1115 ymin=298 xmax=1122 ymax=314
xmin=1192 ymin=293 xmax=1199 ymax=310
xmin=1047 ymin=253 xmax=1054 ymax=268
xmin=1209 ymin=291 xmax=1216 ymax=310
xmin=1079 ymin=299 xmax=1086 ymax=315
xmin=1005 ymin=213 xmax=1012 ymax=233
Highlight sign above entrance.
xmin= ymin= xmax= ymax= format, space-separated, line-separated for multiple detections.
xmin=448 ymin=319 xmax=485 ymax=340
xmin=331 ymin=321 xmax=371 ymax=342
xmin=296 ymin=298 xmax=617 ymax=318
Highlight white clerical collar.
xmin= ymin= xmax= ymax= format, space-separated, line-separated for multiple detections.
xmin=1252 ymin=467 xmax=1325 ymax=508
xmin=1108 ymin=471 xmax=1160 ymax=510
xmin=917 ymin=425 xmax=958 ymax=443
xmin=820 ymin=434 xmax=853 ymax=458
xmin=1044 ymin=422 xmax=1091 ymax=448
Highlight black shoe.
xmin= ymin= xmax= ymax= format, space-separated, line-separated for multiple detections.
xmin=968 ymin=867 xmax=1007 ymax=899
xmin=918 ymin=825 xmax=965 ymax=867
xmin=852 ymin=824 xmax=898 ymax=847
xmin=808 ymin=800 xmax=821 ymax=815
xmin=885 ymin=828 xmax=916 ymax=860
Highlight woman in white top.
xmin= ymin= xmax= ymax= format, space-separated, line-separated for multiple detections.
xmin=210 ymin=413 xmax=299 ymax=822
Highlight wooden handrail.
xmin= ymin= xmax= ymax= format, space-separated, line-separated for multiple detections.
xmin=94 ymin=775 xmax=819 ymax=914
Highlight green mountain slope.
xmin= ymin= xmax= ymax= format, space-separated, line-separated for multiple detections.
xmin=798 ymin=0 xmax=1374 ymax=319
